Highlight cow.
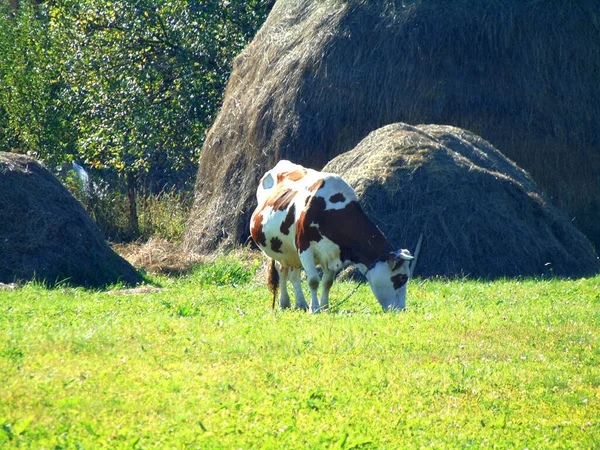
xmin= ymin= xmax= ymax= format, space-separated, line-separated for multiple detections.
xmin=250 ymin=160 xmax=415 ymax=313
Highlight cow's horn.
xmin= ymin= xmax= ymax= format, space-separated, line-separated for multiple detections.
xmin=410 ymin=233 xmax=424 ymax=278
xmin=398 ymin=249 xmax=414 ymax=261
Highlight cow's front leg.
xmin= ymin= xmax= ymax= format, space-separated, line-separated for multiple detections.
xmin=277 ymin=265 xmax=291 ymax=309
xmin=319 ymin=268 xmax=335 ymax=312
xmin=289 ymin=267 xmax=308 ymax=311
xmin=299 ymin=250 xmax=321 ymax=313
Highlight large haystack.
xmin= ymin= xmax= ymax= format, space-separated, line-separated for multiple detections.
xmin=184 ymin=0 xmax=600 ymax=252
xmin=0 ymin=153 xmax=142 ymax=287
xmin=323 ymin=123 xmax=599 ymax=278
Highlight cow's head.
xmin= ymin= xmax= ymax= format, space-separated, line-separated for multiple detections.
xmin=366 ymin=249 xmax=414 ymax=311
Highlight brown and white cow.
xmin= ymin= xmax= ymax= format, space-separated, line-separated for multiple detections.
xmin=250 ymin=160 xmax=414 ymax=313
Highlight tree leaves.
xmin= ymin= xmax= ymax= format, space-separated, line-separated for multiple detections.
xmin=0 ymin=0 xmax=274 ymax=181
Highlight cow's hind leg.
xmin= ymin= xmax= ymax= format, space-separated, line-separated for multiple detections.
xmin=289 ymin=267 xmax=308 ymax=311
xmin=299 ymin=250 xmax=321 ymax=313
xmin=277 ymin=265 xmax=291 ymax=309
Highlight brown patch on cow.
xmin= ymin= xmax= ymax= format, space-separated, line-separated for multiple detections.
xmin=296 ymin=195 xmax=390 ymax=266
xmin=296 ymin=206 xmax=324 ymax=252
xmin=270 ymin=237 xmax=283 ymax=253
xmin=277 ymin=169 xmax=307 ymax=184
xmin=280 ymin=203 xmax=295 ymax=235
xmin=379 ymin=253 xmax=393 ymax=263
xmin=391 ymin=273 xmax=409 ymax=290
xmin=266 ymin=186 xmax=297 ymax=211
xmin=250 ymin=212 xmax=267 ymax=247
xmin=389 ymin=257 xmax=406 ymax=272
xmin=308 ymin=179 xmax=325 ymax=192
xmin=329 ymin=192 xmax=345 ymax=203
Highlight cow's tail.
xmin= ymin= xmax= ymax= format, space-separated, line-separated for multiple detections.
xmin=267 ymin=259 xmax=279 ymax=310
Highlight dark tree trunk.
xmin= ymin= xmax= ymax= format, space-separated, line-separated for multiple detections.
xmin=126 ymin=171 xmax=138 ymax=236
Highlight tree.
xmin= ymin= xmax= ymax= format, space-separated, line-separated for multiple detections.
xmin=0 ymin=0 xmax=274 ymax=236
xmin=0 ymin=1 xmax=77 ymax=166
xmin=58 ymin=0 xmax=274 ymax=233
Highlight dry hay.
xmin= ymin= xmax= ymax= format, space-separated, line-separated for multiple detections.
xmin=0 ymin=152 xmax=142 ymax=288
xmin=105 ymin=285 xmax=164 ymax=296
xmin=184 ymin=0 xmax=600 ymax=253
xmin=323 ymin=123 xmax=600 ymax=278
xmin=113 ymin=237 xmax=204 ymax=276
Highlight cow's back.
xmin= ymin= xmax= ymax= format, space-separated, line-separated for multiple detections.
xmin=252 ymin=162 xmax=386 ymax=270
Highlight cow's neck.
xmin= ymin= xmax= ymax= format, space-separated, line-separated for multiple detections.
xmin=307 ymin=199 xmax=393 ymax=273
xmin=348 ymin=226 xmax=392 ymax=272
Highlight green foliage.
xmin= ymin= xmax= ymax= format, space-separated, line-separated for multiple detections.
xmin=61 ymin=0 xmax=273 ymax=175
xmin=62 ymin=168 xmax=193 ymax=242
xmin=0 ymin=273 xmax=599 ymax=448
xmin=137 ymin=188 xmax=193 ymax=242
xmin=0 ymin=1 xmax=76 ymax=165
xmin=0 ymin=0 xmax=274 ymax=210
xmin=62 ymin=170 xmax=132 ymax=241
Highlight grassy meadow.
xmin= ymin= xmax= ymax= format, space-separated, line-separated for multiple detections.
xmin=1 ymin=255 xmax=599 ymax=448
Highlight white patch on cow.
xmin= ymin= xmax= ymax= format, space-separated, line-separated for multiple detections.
xmin=366 ymin=262 xmax=398 ymax=310
xmin=256 ymin=160 xmax=302 ymax=204
xmin=271 ymin=160 xmax=303 ymax=174
xmin=309 ymin=235 xmax=343 ymax=272
xmin=289 ymin=267 xmax=308 ymax=310
xmin=256 ymin=205 xmax=301 ymax=267
xmin=298 ymin=249 xmax=321 ymax=313
xmin=312 ymin=174 xmax=358 ymax=210
xmin=366 ymin=260 xmax=411 ymax=311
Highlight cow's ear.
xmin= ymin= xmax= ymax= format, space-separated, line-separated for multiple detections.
xmin=387 ymin=253 xmax=403 ymax=271
xmin=262 ymin=173 xmax=274 ymax=190
xmin=398 ymin=249 xmax=414 ymax=261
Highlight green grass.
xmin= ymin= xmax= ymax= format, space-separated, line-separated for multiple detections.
xmin=1 ymin=259 xmax=599 ymax=448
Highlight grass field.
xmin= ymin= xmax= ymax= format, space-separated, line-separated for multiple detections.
xmin=1 ymin=256 xmax=599 ymax=448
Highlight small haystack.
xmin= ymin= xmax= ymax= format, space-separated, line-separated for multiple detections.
xmin=323 ymin=123 xmax=599 ymax=278
xmin=0 ymin=153 xmax=142 ymax=287
xmin=184 ymin=0 xmax=600 ymax=253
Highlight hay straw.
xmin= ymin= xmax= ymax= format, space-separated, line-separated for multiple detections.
xmin=184 ymin=0 xmax=600 ymax=253
xmin=112 ymin=237 xmax=204 ymax=276
xmin=0 ymin=152 xmax=141 ymax=287
xmin=324 ymin=123 xmax=599 ymax=278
